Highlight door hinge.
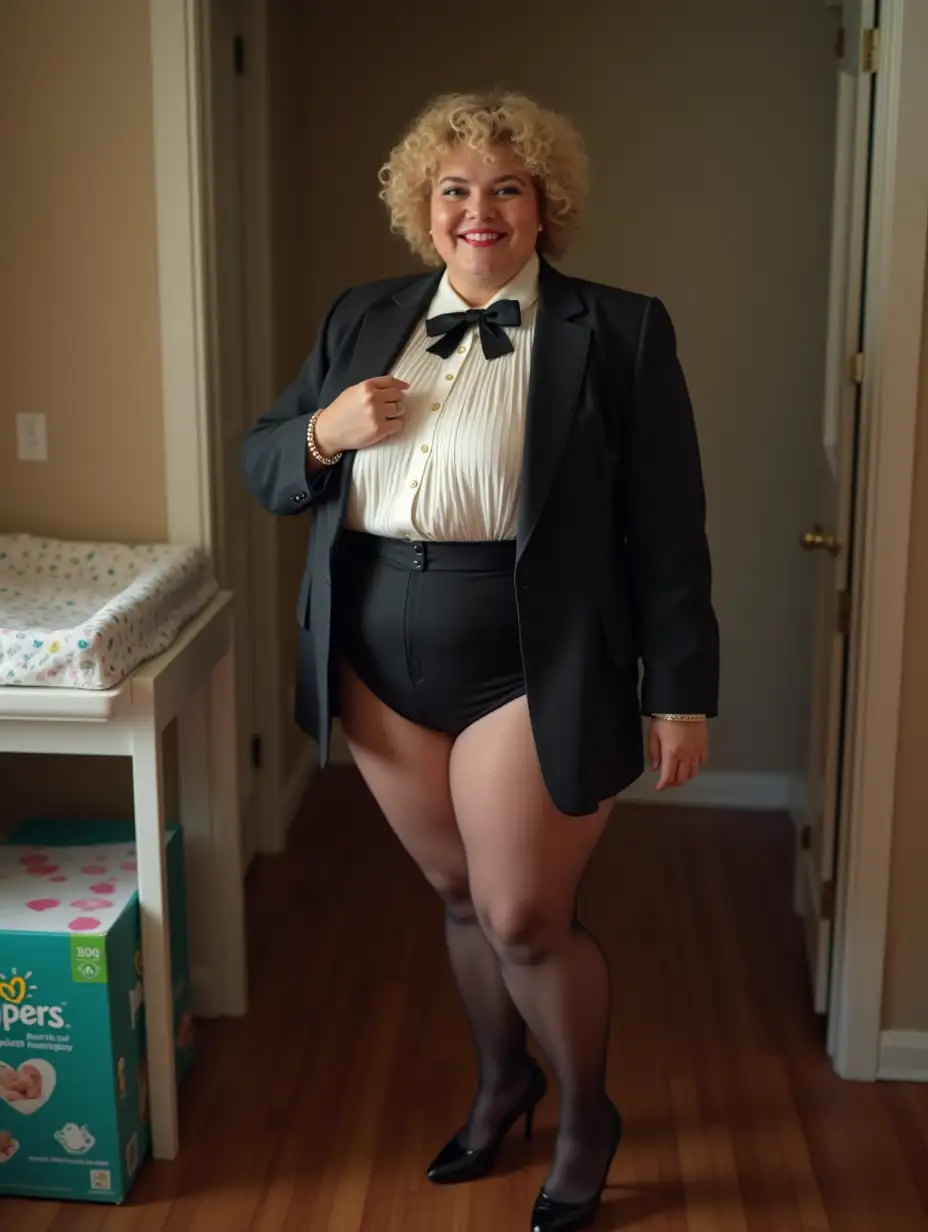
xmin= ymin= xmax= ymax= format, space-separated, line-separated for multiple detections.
xmin=820 ymin=879 xmax=836 ymax=922
xmin=837 ymin=589 xmax=852 ymax=637
xmin=850 ymin=351 xmax=865 ymax=385
xmin=861 ymin=27 xmax=880 ymax=74
xmin=234 ymin=34 xmax=245 ymax=75
xmin=800 ymin=823 xmax=812 ymax=851
xmin=250 ymin=734 xmax=263 ymax=770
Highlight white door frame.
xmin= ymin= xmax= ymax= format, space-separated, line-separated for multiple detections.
xmin=149 ymin=0 xmax=928 ymax=1073
xmin=235 ymin=0 xmax=284 ymax=853
xmin=150 ymin=0 xmax=213 ymax=552
xmin=150 ymin=0 xmax=284 ymax=855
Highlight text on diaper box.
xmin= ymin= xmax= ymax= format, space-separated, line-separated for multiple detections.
xmin=0 ymin=1035 xmax=73 ymax=1054
xmin=1 ymin=1002 xmax=66 ymax=1031
xmin=28 ymin=1155 xmax=112 ymax=1169
xmin=1 ymin=1038 xmax=75 ymax=1055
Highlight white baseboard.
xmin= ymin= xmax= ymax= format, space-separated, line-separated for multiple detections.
xmin=622 ymin=771 xmax=801 ymax=811
xmin=878 ymin=1031 xmax=928 ymax=1081
xmin=328 ymin=719 xmax=353 ymax=764
xmin=189 ymin=966 xmax=218 ymax=1018
xmin=327 ymin=741 xmax=797 ymax=814
xmin=280 ymin=741 xmax=319 ymax=834
xmin=787 ymin=776 xmax=807 ymax=829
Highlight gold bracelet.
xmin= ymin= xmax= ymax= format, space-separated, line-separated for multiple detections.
xmin=651 ymin=713 xmax=707 ymax=723
xmin=307 ymin=409 xmax=343 ymax=467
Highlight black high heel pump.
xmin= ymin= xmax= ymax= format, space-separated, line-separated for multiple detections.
xmin=426 ymin=1059 xmax=548 ymax=1185
xmin=529 ymin=1100 xmax=623 ymax=1231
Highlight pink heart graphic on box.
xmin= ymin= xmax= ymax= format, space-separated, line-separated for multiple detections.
xmin=81 ymin=865 xmax=107 ymax=875
xmin=89 ymin=882 xmax=116 ymax=895
xmin=26 ymin=899 xmax=60 ymax=912
xmin=71 ymin=898 xmax=113 ymax=911
xmin=26 ymin=865 xmax=59 ymax=876
xmin=19 ymin=854 xmax=48 ymax=866
xmin=68 ymin=917 xmax=101 ymax=932
xmin=120 ymin=861 xmax=137 ymax=872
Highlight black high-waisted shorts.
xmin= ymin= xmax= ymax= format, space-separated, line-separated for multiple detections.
xmin=333 ymin=531 xmax=526 ymax=735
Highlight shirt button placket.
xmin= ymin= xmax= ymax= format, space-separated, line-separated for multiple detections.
xmin=408 ymin=332 xmax=470 ymax=532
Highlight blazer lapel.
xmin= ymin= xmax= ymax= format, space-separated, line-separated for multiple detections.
xmin=339 ymin=270 xmax=443 ymax=494
xmin=516 ymin=260 xmax=591 ymax=558
xmin=344 ymin=272 xmax=443 ymax=388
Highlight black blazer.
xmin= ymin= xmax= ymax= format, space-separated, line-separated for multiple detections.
xmin=242 ymin=259 xmax=719 ymax=816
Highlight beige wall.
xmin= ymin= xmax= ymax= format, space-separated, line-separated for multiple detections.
xmin=0 ymin=0 xmax=166 ymax=542
xmin=0 ymin=0 xmax=170 ymax=826
xmin=882 ymin=244 xmax=928 ymax=1032
xmin=267 ymin=0 xmax=838 ymax=778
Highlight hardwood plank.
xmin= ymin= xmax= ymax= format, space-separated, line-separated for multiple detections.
xmin=1 ymin=1201 xmax=60 ymax=1232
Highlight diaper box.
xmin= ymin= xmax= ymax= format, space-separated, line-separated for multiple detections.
xmin=6 ymin=819 xmax=195 ymax=1085
xmin=0 ymin=843 xmax=150 ymax=1203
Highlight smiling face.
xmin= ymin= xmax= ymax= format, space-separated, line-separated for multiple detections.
xmin=430 ymin=144 xmax=540 ymax=305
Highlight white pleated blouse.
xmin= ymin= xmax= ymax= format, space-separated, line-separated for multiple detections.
xmin=346 ymin=253 xmax=539 ymax=541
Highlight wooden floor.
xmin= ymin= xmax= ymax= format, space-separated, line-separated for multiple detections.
xmin=7 ymin=766 xmax=928 ymax=1231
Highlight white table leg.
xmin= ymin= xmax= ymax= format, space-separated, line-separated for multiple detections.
xmin=209 ymin=642 xmax=248 ymax=1016
xmin=177 ymin=681 xmax=219 ymax=1018
xmin=131 ymin=714 xmax=179 ymax=1161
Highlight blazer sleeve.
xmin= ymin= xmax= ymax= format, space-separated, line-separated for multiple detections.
xmin=619 ymin=297 xmax=720 ymax=717
xmin=241 ymin=288 xmax=351 ymax=516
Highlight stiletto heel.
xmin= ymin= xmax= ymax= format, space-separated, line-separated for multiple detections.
xmin=426 ymin=1059 xmax=548 ymax=1185
xmin=530 ymin=1100 xmax=623 ymax=1231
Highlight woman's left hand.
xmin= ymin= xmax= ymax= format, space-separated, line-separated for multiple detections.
xmin=649 ymin=719 xmax=709 ymax=790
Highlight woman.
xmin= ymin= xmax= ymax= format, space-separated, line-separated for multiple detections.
xmin=243 ymin=92 xmax=719 ymax=1232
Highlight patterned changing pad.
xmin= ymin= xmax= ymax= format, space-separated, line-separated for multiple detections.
xmin=0 ymin=535 xmax=217 ymax=690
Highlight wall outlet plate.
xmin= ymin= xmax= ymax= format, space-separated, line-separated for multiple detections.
xmin=16 ymin=413 xmax=48 ymax=462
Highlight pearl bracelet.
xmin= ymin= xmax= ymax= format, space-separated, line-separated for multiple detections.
xmin=307 ymin=409 xmax=343 ymax=467
xmin=651 ymin=713 xmax=707 ymax=723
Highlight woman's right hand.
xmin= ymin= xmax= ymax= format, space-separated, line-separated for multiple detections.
xmin=313 ymin=376 xmax=409 ymax=458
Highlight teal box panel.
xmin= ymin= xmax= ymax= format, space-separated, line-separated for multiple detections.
xmin=0 ymin=844 xmax=151 ymax=1203
xmin=6 ymin=819 xmax=195 ymax=1084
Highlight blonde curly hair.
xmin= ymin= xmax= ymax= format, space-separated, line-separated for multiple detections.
xmin=379 ymin=92 xmax=589 ymax=266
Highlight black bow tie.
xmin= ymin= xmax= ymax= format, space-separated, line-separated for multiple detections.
xmin=425 ymin=299 xmax=522 ymax=360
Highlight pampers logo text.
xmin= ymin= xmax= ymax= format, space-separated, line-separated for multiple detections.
xmin=0 ymin=971 xmax=65 ymax=1032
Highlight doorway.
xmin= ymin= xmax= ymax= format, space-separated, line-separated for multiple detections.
xmin=198 ymin=0 xmax=281 ymax=865
xmin=793 ymin=0 xmax=876 ymax=1022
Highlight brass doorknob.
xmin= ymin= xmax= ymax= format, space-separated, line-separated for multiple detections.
xmin=800 ymin=525 xmax=841 ymax=557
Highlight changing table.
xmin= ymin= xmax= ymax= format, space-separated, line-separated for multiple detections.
xmin=0 ymin=588 xmax=248 ymax=1161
